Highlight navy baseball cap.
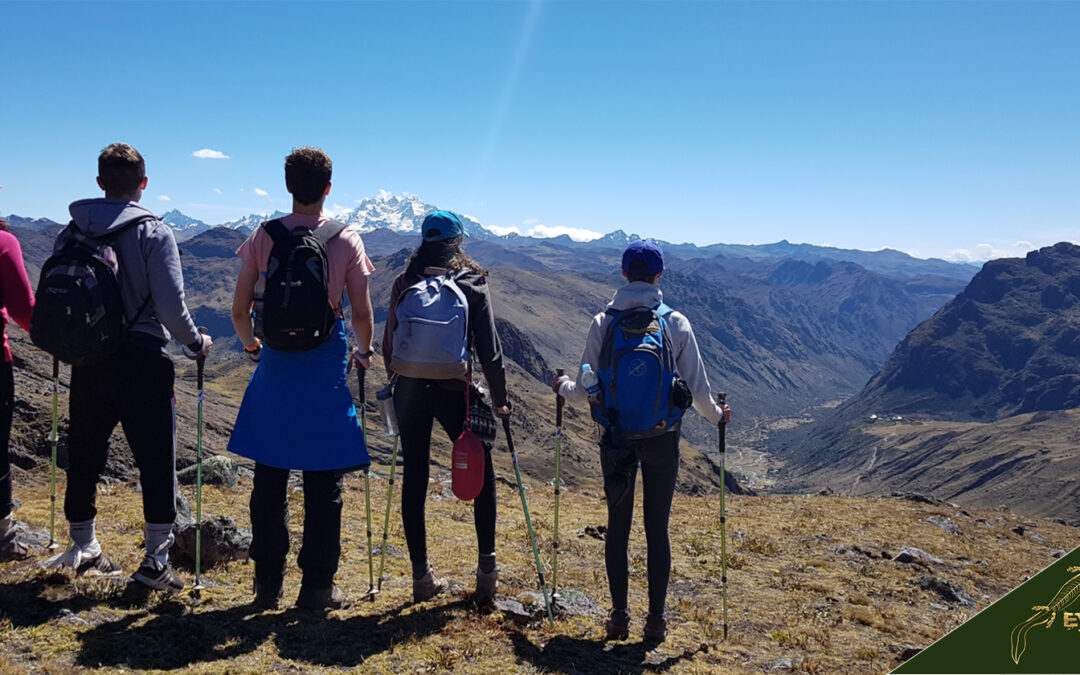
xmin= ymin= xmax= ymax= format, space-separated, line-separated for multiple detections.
xmin=622 ymin=239 xmax=664 ymax=276
xmin=421 ymin=210 xmax=467 ymax=242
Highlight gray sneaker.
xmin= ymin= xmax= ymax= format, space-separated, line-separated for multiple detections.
xmin=474 ymin=566 xmax=499 ymax=606
xmin=132 ymin=557 xmax=185 ymax=593
xmin=412 ymin=566 xmax=448 ymax=603
xmin=76 ymin=552 xmax=123 ymax=577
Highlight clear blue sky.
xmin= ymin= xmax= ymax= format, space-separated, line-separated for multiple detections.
xmin=1 ymin=1 xmax=1077 ymax=261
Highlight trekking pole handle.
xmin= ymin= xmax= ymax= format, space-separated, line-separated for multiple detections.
xmin=716 ymin=392 xmax=727 ymax=454
xmin=53 ymin=357 xmax=59 ymax=380
xmin=358 ymin=362 xmax=366 ymax=407
xmin=196 ymin=327 xmax=207 ymax=390
xmin=555 ymin=368 xmax=565 ymax=428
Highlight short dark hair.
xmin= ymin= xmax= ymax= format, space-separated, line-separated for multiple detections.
xmin=626 ymin=273 xmax=659 ymax=283
xmin=285 ymin=146 xmax=332 ymax=205
xmin=98 ymin=143 xmax=146 ymax=196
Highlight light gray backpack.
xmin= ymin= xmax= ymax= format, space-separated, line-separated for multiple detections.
xmin=390 ymin=268 xmax=470 ymax=379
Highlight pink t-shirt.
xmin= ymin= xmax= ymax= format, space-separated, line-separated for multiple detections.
xmin=236 ymin=214 xmax=375 ymax=309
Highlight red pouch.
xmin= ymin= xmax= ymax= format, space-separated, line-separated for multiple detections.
xmin=452 ymin=427 xmax=486 ymax=501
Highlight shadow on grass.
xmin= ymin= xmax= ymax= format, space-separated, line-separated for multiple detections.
xmin=0 ymin=574 xmax=186 ymax=627
xmin=510 ymin=631 xmax=703 ymax=675
xmin=75 ymin=598 xmax=470 ymax=670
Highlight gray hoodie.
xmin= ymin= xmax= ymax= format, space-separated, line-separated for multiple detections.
xmin=558 ymin=281 xmax=723 ymax=425
xmin=59 ymin=198 xmax=200 ymax=348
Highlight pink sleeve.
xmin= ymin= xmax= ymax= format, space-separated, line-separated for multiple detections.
xmin=0 ymin=232 xmax=35 ymax=332
xmin=343 ymin=229 xmax=375 ymax=289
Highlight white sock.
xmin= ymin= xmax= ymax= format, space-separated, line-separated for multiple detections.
xmin=145 ymin=523 xmax=175 ymax=567
xmin=69 ymin=518 xmax=102 ymax=558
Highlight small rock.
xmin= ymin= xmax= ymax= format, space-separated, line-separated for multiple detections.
xmin=900 ymin=645 xmax=923 ymax=661
xmin=56 ymin=608 xmax=89 ymax=627
xmin=892 ymin=546 xmax=943 ymax=565
xmin=493 ymin=598 xmax=532 ymax=625
xmin=892 ymin=493 xmax=943 ymax=505
xmin=816 ymin=487 xmax=833 ymax=496
xmin=177 ymin=455 xmax=239 ymax=488
xmin=174 ymin=493 xmax=195 ymax=527
xmin=929 ymin=602 xmax=949 ymax=611
xmin=917 ymin=575 xmax=974 ymax=608
xmin=996 ymin=504 xmax=1009 ymax=512
xmin=172 ymin=515 xmax=252 ymax=567
xmin=371 ymin=543 xmax=405 ymax=559
xmin=770 ymin=657 xmax=794 ymax=670
xmin=579 ymin=525 xmax=607 ymax=540
xmin=1011 ymin=525 xmax=1025 ymax=536
xmin=926 ymin=516 xmax=959 ymax=534
xmin=1051 ymin=549 xmax=1067 ymax=559
xmin=550 ymin=588 xmax=602 ymax=617
xmin=1028 ymin=531 xmax=1047 ymax=542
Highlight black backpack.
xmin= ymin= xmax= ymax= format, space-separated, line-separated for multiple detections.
xmin=255 ymin=219 xmax=348 ymax=351
xmin=30 ymin=217 xmax=154 ymax=366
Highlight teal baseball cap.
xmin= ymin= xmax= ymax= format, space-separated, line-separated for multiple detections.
xmin=421 ymin=210 xmax=467 ymax=242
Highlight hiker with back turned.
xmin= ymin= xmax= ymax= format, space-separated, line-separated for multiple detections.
xmin=229 ymin=146 xmax=374 ymax=610
xmin=383 ymin=211 xmax=510 ymax=606
xmin=552 ymin=239 xmax=730 ymax=643
xmin=37 ymin=143 xmax=212 ymax=591
xmin=0 ymin=215 xmax=35 ymax=561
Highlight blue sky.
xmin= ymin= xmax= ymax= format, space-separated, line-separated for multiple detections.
xmin=1 ymin=1 xmax=1077 ymax=261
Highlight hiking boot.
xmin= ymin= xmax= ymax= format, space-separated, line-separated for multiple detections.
xmin=76 ymin=552 xmax=123 ymax=577
xmin=643 ymin=612 xmax=668 ymax=644
xmin=252 ymin=576 xmax=285 ymax=610
xmin=131 ymin=557 xmax=185 ymax=593
xmin=0 ymin=528 xmax=29 ymax=562
xmin=605 ymin=607 xmax=631 ymax=641
xmin=296 ymin=584 xmax=348 ymax=610
xmin=412 ymin=566 xmax=448 ymax=603
xmin=474 ymin=566 xmax=499 ymax=606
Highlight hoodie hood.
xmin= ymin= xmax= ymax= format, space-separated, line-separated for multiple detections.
xmin=68 ymin=198 xmax=156 ymax=236
xmin=607 ymin=281 xmax=664 ymax=312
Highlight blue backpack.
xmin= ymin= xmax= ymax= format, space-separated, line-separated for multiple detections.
xmin=593 ymin=303 xmax=687 ymax=440
xmin=390 ymin=268 xmax=470 ymax=379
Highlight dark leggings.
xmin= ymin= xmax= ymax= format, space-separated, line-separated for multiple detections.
xmin=601 ymin=430 xmax=680 ymax=616
xmin=249 ymin=463 xmax=344 ymax=588
xmin=0 ymin=360 xmax=14 ymax=518
xmin=395 ymin=376 xmax=496 ymax=574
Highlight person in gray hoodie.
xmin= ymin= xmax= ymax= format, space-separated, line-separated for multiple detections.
xmin=41 ymin=143 xmax=212 ymax=592
xmin=552 ymin=239 xmax=730 ymax=644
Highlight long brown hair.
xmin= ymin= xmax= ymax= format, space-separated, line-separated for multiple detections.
xmin=406 ymin=236 xmax=485 ymax=277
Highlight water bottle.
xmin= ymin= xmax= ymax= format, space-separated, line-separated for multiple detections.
xmin=376 ymin=384 xmax=399 ymax=437
xmin=581 ymin=364 xmax=601 ymax=404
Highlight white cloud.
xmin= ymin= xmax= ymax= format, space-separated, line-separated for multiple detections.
xmin=1015 ymin=240 xmax=1033 ymax=250
xmin=522 ymin=218 xmax=539 ymax=226
xmin=377 ymin=189 xmax=392 ymax=200
xmin=528 ymin=224 xmax=603 ymax=242
xmin=323 ymin=203 xmax=352 ymax=218
xmin=157 ymin=195 xmax=171 ymax=201
xmin=947 ymin=241 xmax=1037 ymax=263
xmin=254 ymin=188 xmax=269 ymax=197
xmin=193 ymin=148 xmax=230 ymax=160
xmin=486 ymin=224 xmax=522 ymax=237
xmin=212 ymin=188 xmax=223 ymax=195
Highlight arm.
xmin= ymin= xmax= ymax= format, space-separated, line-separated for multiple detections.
xmin=345 ymin=267 xmax=374 ymax=365
xmin=669 ymin=312 xmax=724 ymax=424
xmin=557 ymin=314 xmax=604 ymax=407
xmin=231 ymin=255 xmax=260 ymax=349
xmin=144 ymin=225 xmax=201 ymax=348
xmin=468 ymin=275 xmax=509 ymax=407
xmin=0 ymin=233 xmax=34 ymax=332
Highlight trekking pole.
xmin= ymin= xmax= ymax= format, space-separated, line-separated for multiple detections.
xmin=502 ymin=415 xmax=555 ymax=629
xmin=47 ymin=357 xmax=59 ymax=550
xmin=717 ymin=392 xmax=729 ymax=640
xmin=193 ymin=331 xmax=207 ymax=594
xmin=552 ymin=368 xmax=564 ymax=601
xmin=359 ymin=366 xmax=377 ymax=600
xmin=376 ymin=433 xmax=399 ymax=592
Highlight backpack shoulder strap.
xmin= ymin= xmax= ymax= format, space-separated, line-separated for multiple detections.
xmin=313 ymin=220 xmax=348 ymax=245
xmin=656 ymin=303 xmax=674 ymax=319
xmin=262 ymin=219 xmax=289 ymax=244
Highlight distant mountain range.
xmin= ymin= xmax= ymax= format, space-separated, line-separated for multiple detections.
xmin=4 ymin=192 xmax=976 ymax=281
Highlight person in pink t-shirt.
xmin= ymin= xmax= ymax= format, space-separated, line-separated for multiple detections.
xmin=0 ymin=218 xmax=35 ymax=561
xmin=230 ymin=146 xmax=374 ymax=611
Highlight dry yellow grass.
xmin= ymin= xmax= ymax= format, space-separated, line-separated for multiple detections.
xmin=0 ymin=467 xmax=1073 ymax=674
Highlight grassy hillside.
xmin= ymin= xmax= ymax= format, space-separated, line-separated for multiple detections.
xmin=1 ymin=474 xmax=1074 ymax=674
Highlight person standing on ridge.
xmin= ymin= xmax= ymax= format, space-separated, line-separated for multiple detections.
xmin=383 ymin=211 xmax=510 ymax=606
xmin=229 ymin=146 xmax=374 ymax=610
xmin=552 ymin=239 xmax=730 ymax=644
xmin=42 ymin=143 xmax=212 ymax=591
xmin=0 ymin=216 xmax=35 ymax=561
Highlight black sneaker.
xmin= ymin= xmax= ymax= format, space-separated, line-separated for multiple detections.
xmin=253 ymin=576 xmax=285 ymax=610
xmin=131 ymin=557 xmax=185 ymax=593
xmin=75 ymin=552 xmax=123 ymax=577
xmin=643 ymin=612 xmax=668 ymax=644
xmin=296 ymin=584 xmax=348 ymax=610
xmin=605 ymin=607 xmax=631 ymax=641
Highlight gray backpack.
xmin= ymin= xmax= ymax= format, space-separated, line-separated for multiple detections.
xmin=390 ymin=269 xmax=470 ymax=379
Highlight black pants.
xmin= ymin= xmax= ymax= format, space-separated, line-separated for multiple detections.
xmin=601 ymin=430 xmax=680 ymax=616
xmin=249 ymin=463 xmax=344 ymax=588
xmin=395 ymin=376 xmax=497 ymax=571
xmin=0 ymin=361 xmax=14 ymax=518
xmin=64 ymin=343 xmax=177 ymax=525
